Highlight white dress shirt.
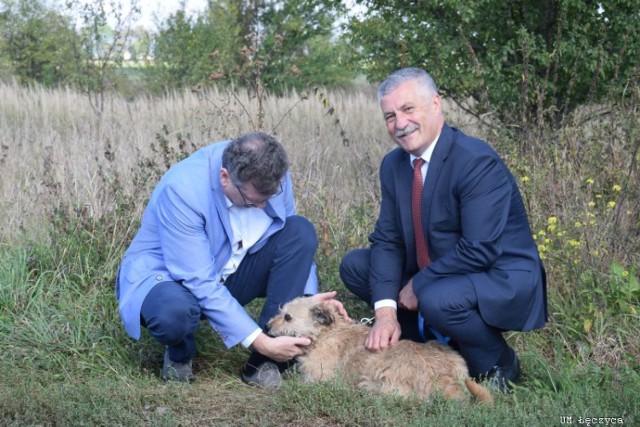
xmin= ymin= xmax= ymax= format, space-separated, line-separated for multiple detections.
xmin=374 ymin=132 xmax=440 ymax=312
xmin=223 ymin=197 xmax=273 ymax=347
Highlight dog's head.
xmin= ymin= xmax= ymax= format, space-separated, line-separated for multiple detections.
xmin=267 ymin=296 xmax=342 ymax=341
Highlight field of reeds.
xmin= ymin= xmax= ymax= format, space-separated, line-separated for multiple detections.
xmin=0 ymin=82 xmax=638 ymax=425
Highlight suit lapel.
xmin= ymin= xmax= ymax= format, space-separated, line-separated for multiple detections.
xmin=422 ymin=125 xmax=453 ymax=206
xmin=211 ymin=171 xmax=235 ymax=244
xmin=264 ymin=199 xmax=284 ymax=221
xmin=423 ymin=124 xmax=454 ymax=227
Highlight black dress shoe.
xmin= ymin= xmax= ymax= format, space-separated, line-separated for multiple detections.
xmin=241 ymin=360 xmax=282 ymax=389
xmin=241 ymin=352 xmax=297 ymax=388
xmin=483 ymin=354 xmax=521 ymax=393
xmin=241 ymin=351 xmax=283 ymax=389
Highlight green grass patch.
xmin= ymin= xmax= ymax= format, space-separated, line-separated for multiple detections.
xmin=1 ymin=241 xmax=639 ymax=425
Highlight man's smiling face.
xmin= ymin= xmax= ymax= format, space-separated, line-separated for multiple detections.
xmin=380 ymin=80 xmax=444 ymax=157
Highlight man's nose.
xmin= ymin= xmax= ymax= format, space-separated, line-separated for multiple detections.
xmin=395 ymin=111 xmax=410 ymax=128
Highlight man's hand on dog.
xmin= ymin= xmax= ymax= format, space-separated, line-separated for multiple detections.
xmin=366 ymin=306 xmax=401 ymax=352
xmin=253 ymin=291 xmax=350 ymax=362
xmin=252 ymin=333 xmax=311 ymax=362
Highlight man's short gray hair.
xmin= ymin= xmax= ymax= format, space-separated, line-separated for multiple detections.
xmin=377 ymin=68 xmax=439 ymax=105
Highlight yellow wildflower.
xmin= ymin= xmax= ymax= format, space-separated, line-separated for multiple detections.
xmin=585 ymin=178 xmax=595 ymax=185
xmin=607 ymin=201 xmax=616 ymax=209
xmin=521 ymin=176 xmax=530 ymax=183
xmin=612 ymin=184 xmax=622 ymax=192
xmin=588 ymin=201 xmax=596 ymax=208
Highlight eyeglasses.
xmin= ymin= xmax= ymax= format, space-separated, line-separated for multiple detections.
xmin=235 ymin=181 xmax=283 ymax=208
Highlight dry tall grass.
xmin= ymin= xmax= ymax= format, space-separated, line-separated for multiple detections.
xmin=0 ymin=82 xmax=482 ymax=245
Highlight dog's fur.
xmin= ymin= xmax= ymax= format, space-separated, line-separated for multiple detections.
xmin=267 ymin=297 xmax=493 ymax=404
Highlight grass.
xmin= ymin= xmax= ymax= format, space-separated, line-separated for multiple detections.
xmin=0 ymin=82 xmax=639 ymax=425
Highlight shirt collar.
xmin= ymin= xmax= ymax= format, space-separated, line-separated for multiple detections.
xmin=410 ymin=131 xmax=440 ymax=166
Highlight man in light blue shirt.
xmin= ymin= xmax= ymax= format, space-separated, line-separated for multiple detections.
xmin=116 ymin=132 xmax=344 ymax=386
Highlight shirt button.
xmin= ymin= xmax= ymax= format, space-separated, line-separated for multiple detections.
xmin=156 ymin=275 xmax=163 ymax=281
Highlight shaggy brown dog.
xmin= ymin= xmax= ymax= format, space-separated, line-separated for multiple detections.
xmin=268 ymin=297 xmax=493 ymax=404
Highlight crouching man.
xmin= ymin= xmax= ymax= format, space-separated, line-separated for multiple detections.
xmin=116 ymin=131 xmax=345 ymax=387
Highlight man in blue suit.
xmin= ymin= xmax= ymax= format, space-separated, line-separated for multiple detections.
xmin=117 ymin=131 xmax=345 ymax=387
xmin=340 ymin=68 xmax=547 ymax=392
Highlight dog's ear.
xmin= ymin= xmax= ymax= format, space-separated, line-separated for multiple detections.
xmin=310 ymin=303 xmax=335 ymax=326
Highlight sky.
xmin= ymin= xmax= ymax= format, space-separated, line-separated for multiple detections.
xmin=60 ymin=0 xmax=365 ymax=32
xmin=135 ymin=0 xmax=208 ymax=30
xmin=134 ymin=0 xmax=365 ymax=28
xmin=61 ymin=0 xmax=209 ymax=31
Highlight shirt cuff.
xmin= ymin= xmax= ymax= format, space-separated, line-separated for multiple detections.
xmin=241 ymin=328 xmax=263 ymax=349
xmin=374 ymin=299 xmax=397 ymax=311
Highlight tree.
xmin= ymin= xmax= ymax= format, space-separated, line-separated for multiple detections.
xmin=347 ymin=0 xmax=640 ymax=131
xmin=0 ymin=0 xmax=78 ymax=86
xmin=146 ymin=10 xmax=202 ymax=92
xmin=257 ymin=0 xmax=357 ymax=92
xmin=67 ymin=0 xmax=141 ymax=117
xmin=149 ymin=0 xmax=356 ymax=94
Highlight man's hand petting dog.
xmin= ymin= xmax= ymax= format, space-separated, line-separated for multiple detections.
xmin=251 ymin=332 xmax=311 ymax=362
xmin=253 ymin=291 xmax=349 ymax=363
xmin=366 ymin=306 xmax=401 ymax=352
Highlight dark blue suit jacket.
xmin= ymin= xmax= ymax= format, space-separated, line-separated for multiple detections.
xmin=369 ymin=124 xmax=547 ymax=331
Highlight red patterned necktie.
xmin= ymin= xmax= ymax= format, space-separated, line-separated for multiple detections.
xmin=412 ymin=158 xmax=430 ymax=268
xmin=412 ymin=158 xmax=449 ymax=344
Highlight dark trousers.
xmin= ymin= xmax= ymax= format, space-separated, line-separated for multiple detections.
xmin=140 ymin=215 xmax=317 ymax=363
xmin=339 ymin=248 xmax=509 ymax=376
